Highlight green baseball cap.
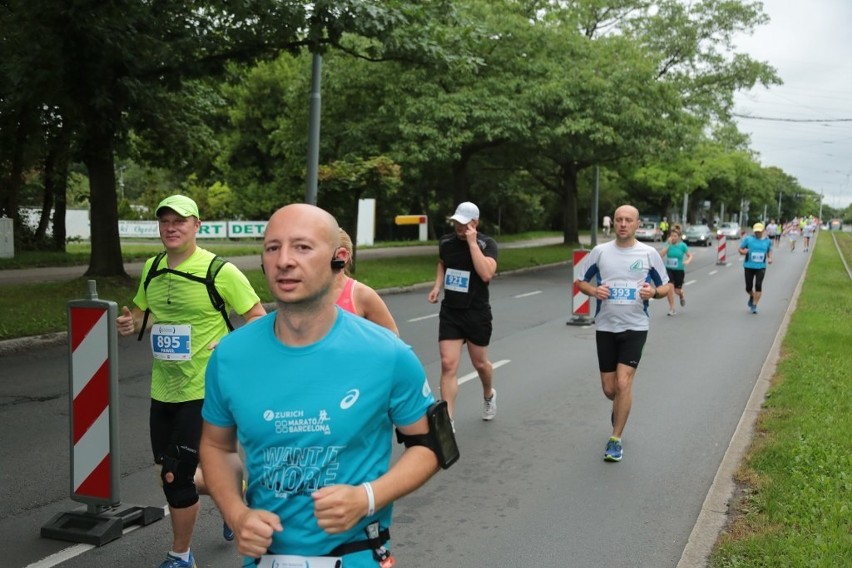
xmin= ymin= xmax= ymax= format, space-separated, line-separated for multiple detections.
xmin=156 ymin=195 xmax=200 ymax=219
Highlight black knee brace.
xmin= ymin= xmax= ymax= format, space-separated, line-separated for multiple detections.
xmin=161 ymin=444 xmax=200 ymax=508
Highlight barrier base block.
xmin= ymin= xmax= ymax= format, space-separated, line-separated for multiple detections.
xmin=566 ymin=315 xmax=594 ymax=326
xmin=41 ymin=504 xmax=165 ymax=547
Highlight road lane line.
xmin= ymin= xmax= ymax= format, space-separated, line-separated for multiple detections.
xmin=514 ymin=290 xmax=542 ymax=298
xmin=458 ymin=359 xmax=510 ymax=386
xmin=25 ymin=507 xmax=170 ymax=568
xmin=408 ymin=313 xmax=439 ymax=322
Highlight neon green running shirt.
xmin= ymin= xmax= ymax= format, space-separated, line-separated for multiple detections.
xmin=133 ymin=247 xmax=261 ymax=403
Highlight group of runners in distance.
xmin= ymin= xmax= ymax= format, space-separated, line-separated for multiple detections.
xmin=115 ymin=193 xmax=815 ymax=567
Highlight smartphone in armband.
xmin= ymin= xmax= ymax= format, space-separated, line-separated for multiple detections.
xmin=427 ymin=400 xmax=460 ymax=469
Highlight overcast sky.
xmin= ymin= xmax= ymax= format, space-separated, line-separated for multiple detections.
xmin=733 ymin=0 xmax=852 ymax=211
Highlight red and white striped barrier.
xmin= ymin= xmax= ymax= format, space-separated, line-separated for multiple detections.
xmin=43 ymin=281 xmax=163 ymax=546
xmin=69 ymin=304 xmax=116 ymax=503
xmin=716 ymin=235 xmax=727 ymax=265
xmin=567 ymin=249 xmax=594 ymax=325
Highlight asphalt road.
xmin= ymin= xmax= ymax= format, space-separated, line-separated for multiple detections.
xmin=0 ymin=238 xmax=812 ymax=567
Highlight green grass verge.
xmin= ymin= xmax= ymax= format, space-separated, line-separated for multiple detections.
xmin=709 ymin=232 xmax=852 ymax=568
xmin=0 ymin=242 xmax=570 ymax=340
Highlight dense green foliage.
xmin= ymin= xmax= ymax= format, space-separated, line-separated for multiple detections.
xmin=4 ymin=0 xmax=849 ymax=275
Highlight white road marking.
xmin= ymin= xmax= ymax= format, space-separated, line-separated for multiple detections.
xmin=458 ymin=359 xmax=511 ymax=386
xmin=408 ymin=313 xmax=439 ymax=322
xmin=708 ymin=270 xmax=718 ymax=275
xmin=25 ymin=507 xmax=169 ymax=568
xmin=514 ymin=290 xmax=542 ymax=298
xmin=684 ymin=280 xmax=697 ymax=286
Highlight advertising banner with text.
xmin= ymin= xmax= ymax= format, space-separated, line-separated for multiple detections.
xmin=118 ymin=220 xmax=266 ymax=239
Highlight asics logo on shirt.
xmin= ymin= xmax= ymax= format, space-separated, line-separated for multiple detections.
xmin=629 ymin=260 xmax=644 ymax=272
xmin=340 ymin=389 xmax=360 ymax=409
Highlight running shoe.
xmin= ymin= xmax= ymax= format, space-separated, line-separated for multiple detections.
xmin=158 ymin=552 xmax=196 ymax=568
xmin=747 ymin=296 xmax=754 ymax=309
xmin=604 ymin=437 xmax=623 ymax=462
xmin=482 ymin=389 xmax=497 ymax=421
xmin=751 ymin=305 xmax=758 ymax=315
xmin=667 ymin=310 xmax=676 ymax=316
xmin=680 ymin=296 xmax=686 ymax=307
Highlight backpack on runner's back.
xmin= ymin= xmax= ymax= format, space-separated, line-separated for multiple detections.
xmin=136 ymin=251 xmax=234 ymax=341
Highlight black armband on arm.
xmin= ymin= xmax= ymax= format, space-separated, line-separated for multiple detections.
xmin=395 ymin=401 xmax=459 ymax=469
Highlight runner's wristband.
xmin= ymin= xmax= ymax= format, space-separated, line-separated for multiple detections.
xmin=362 ymin=482 xmax=375 ymax=517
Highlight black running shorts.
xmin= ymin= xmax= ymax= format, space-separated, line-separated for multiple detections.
xmin=149 ymin=399 xmax=204 ymax=464
xmin=438 ymin=305 xmax=493 ymax=346
xmin=595 ymin=330 xmax=648 ymax=372
xmin=666 ymin=268 xmax=685 ymax=289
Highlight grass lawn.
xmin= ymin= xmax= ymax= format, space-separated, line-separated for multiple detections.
xmin=709 ymin=231 xmax=852 ymax=567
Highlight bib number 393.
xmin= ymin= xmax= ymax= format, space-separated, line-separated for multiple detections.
xmin=607 ymin=282 xmax=638 ymax=305
xmin=150 ymin=324 xmax=191 ymax=361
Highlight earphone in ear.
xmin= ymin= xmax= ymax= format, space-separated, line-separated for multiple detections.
xmin=260 ymin=256 xmax=265 ymax=274
xmin=331 ymin=258 xmax=346 ymax=270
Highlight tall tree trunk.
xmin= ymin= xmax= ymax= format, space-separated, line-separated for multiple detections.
xmin=1 ymin=119 xmax=27 ymax=225
xmin=560 ymin=162 xmax=580 ymax=245
xmin=48 ymin=125 xmax=71 ymax=251
xmin=450 ymin=149 xmax=473 ymax=206
xmin=36 ymin=157 xmax=55 ymax=242
xmin=82 ymin=133 xmax=126 ymax=277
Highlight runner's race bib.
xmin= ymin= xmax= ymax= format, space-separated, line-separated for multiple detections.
xmin=256 ymin=554 xmax=343 ymax=568
xmin=150 ymin=324 xmax=191 ymax=361
xmin=666 ymin=257 xmax=679 ymax=268
xmin=444 ymin=268 xmax=471 ymax=293
xmin=607 ymin=281 xmax=639 ymax=305
xmin=749 ymin=251 xmax=766 ymax=263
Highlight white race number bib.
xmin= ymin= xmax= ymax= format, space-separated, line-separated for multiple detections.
xmin=150 ymin=324 xmax=191 ymax=361
xmin=607 ymin=281 xmax=639 ymax=305
xmin=444 ymin=268 xmax=471 ymax=293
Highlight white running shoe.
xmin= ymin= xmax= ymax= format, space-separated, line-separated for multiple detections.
xmin=482 ymin=389 xmax=497 ymax=421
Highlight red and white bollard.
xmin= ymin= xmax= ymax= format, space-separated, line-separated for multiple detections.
xmin=42 ymin=280 xmax=163 ymax=546
xmin=567 ymin=249 xmax=594 ymax=325
xmin=716 ymin=234 xmax=727 ymax=265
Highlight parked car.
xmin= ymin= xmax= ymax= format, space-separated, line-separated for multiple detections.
xmin=717 ymin=222 xmax=741 ymax=240
xmin=635 ymin=222 xmax=663 ymax=242
xmin=682 ymin=224 xmax=715 ymax=246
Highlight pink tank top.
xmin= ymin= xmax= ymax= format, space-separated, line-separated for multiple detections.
xmin=335 ymin=277 xmax=358 ymax=314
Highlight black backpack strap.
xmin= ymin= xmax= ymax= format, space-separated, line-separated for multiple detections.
xmin=137 ymin=251 xmax=167 ymax=341
xmin=206 ymin=255 xmax=234 ymax=332
xmin=136 ymin=252 xmax=234 ymax=340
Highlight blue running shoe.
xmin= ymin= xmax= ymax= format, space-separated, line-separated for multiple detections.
xmin=747 ymin=296 xmax=754 ymax=309
xmin=751 ymin=305 xmax=758 ymax=315
xmin=604 ymin=437 xmax=623 ymax=462
xmin=158 ymin=552 xmax=196 ymax=568
xmin=223 ymin=520 xmax=235 ymax=541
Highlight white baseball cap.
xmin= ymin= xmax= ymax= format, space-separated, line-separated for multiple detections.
xmin=449 ymin=202 xmax=479 ymax=224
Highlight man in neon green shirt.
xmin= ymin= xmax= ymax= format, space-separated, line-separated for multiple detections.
xmin=117 ymin=195 xmax=266 ymax=568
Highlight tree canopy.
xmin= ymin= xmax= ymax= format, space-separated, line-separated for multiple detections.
xmin=5 ymin=0 xmax=841 ymax=275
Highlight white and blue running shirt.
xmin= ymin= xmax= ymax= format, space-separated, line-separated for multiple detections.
xmin=578 ymin=240 xmax=669 ymax=332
